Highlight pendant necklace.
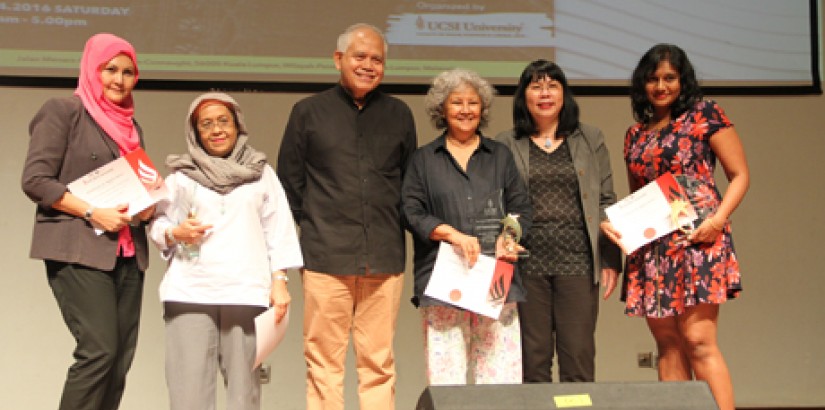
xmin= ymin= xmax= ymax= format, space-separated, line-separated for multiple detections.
xmin=538 ymin=134 xmax=555 ymax=149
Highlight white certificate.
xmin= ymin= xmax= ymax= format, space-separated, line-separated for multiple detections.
xmin=605 ymin=172 xmax=697 ymax=255
xmin=253 ymin=307 xmax=290 ymax=369
xmin=424 ymin=242 xmax=513 ymax=320
xmin=68 ymin=147 xmax=168 ymax=228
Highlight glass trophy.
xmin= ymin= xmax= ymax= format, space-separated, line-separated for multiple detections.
xmin=673 ymin=175 xmax=719 ymax=235
xmin=175 ymin=182 xmax=201 ymax=260
xmin=471 ymin=190 xmax=527 ymax=258
xmin=178 ymin=208 xmax=200 ymax=259
xmin=472 ymin=190 xmax=506 ymax=256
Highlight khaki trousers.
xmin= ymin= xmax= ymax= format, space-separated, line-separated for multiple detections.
xmin=302 ymin=270 xmax=403 ymax=410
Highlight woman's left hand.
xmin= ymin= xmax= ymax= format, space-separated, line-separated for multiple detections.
xmin=495 ymin=234 xmax=524 ymax=263
xmin=600 ymin=268 xmax=619 ymax=300
xmin=600 ymin=221 xmax=622 ymax=247
xmin=687 ymin=217 xmax=724 ymax=244
xmin=269 ymin=277 xmax=291 ymax=324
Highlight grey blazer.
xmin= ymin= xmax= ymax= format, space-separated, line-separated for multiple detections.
xmin=21 ymin=96 xmax=149 ymax=271
xmin=495 ymin=123 xmax=621 ymax=283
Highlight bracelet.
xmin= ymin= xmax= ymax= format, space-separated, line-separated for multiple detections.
xmin=708 ymin=217 xmax=725 ymax=231
xmin=272 ymin=274 xmax=289 ymax=283
xmin=83 ymin=207 xmax=95 ymax=221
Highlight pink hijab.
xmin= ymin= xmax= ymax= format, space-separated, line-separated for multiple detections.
xmin=75 ymin=33 xmax=140 ymax=256
xmin=74 ymin=33 xmax=140 ymax=154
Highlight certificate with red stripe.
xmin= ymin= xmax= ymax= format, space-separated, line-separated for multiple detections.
xmin=68 ymin=147 xmax=168 ymax=232
xmin=605 ymin=172 xmax=697 ymax=255
xmin=425 ymin=242 xmax=513 ymax=319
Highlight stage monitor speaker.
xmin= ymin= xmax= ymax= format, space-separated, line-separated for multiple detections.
xmin=416 ymin=381 xmax=718 ymax=409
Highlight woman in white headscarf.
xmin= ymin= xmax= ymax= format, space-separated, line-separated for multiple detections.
xmin=149 ymin=92 xmax=303 ymax=410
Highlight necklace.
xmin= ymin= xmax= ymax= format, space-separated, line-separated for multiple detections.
xmin=535 ymin=134 xmax=554 ymax=149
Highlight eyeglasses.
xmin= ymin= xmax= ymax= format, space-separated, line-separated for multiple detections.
xmin=197 ymin=117 xmax=234 ymax=131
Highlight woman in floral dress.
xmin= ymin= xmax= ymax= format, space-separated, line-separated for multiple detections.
xmin=602 ymin=44 xmax=749 ymax=410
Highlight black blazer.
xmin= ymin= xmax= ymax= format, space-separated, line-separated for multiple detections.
xmin=21 ymin=96 xmax=149 ymax=271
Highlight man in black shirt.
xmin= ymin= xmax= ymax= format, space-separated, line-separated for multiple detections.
xmin=277 ymin=23 xmax=417 ymax=410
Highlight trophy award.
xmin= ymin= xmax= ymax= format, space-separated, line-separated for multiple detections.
xmin=500 ymin=213 xmax=527 ymax=256
xmin=178 ymin=207 xmax=201 ymax=259
xmin=471 ymin=190 xmax=528 ymax=257
xmin=482 ymin=213 xmax=522 ymax=307
xmin=672 ymin=175 xmax=719 ymax=235
xmin=472 ymin=190 xmax=506 ymax=256
xmin=174 ymin=182 xmax=202 ymax=260
xmin=470 ymin=190 xmax=528 ymax=308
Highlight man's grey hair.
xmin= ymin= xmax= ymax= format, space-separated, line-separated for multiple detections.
xmin=336 ymin=23 xmax=388 ymax=55
xmin=424 ymin=68 xmax=496 ymax=130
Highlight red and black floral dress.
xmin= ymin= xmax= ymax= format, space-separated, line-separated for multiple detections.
xmin=622 ymin=100 xmax=742 ymax=318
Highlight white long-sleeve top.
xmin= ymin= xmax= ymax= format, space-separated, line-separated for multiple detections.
xmin=149 ymin=165 xmax=303 ymax=307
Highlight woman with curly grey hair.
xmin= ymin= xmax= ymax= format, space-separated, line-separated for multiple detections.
xmin=402 ymin=68 xmax=532 ymax=385
xmin=423 ymin=68 xmax=495 ymax=130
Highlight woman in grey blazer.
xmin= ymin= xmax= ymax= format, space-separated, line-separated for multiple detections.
xmin=21 ymin=33 xmax=153 ymax=410
xmin=496 ymin=60 xmax=622 ymax=383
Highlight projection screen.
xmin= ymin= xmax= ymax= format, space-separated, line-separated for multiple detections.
xmin=0 ymin=0 xmax=820 ymax=93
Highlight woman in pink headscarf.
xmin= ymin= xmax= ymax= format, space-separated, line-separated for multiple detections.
xmin=21 ymin=33 xmax=153 ymax=410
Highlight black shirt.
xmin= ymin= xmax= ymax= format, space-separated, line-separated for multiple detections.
xmin=524 ymin=139 xmax=592 ymax=277
xmin=277 ymin=84 xmax=417 ymax=274
xmin=402 ymin=134 xmax=532 ymax=307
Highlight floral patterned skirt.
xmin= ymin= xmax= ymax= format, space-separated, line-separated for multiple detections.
xmin=621 ymin=226 xmax=742 ymax=318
